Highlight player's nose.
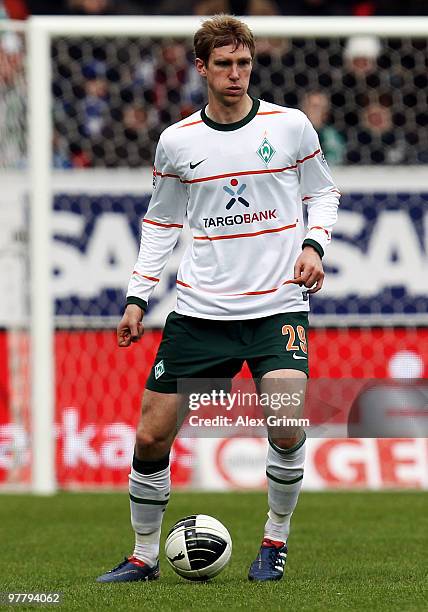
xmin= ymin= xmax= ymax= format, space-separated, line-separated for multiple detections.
xmin=229 ymin=65 xmax=239 ymax=80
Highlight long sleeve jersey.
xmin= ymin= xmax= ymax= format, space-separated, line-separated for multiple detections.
xmin=127 ymin=98 xmax=340 ymax=320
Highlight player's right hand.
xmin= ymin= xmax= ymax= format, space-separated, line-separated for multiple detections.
xmin=117 ymin=304 xmax=144 ymax=347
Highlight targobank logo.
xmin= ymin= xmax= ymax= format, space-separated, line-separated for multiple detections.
xmin=223 ymin=178 xmax=250 ymax=209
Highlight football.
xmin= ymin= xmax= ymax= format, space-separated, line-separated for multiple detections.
xmin=165 ymin=514 xmax=232 ymax=581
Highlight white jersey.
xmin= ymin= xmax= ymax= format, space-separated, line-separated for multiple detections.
xmin=127 ymin=98 xmax=340 ymax=320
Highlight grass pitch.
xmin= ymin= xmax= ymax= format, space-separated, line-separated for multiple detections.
xmin=1 ymin=491 xmax=427 ymax=611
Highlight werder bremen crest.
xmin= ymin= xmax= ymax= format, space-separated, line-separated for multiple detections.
xmin=257 ymin=136 xmax=276 ymax=166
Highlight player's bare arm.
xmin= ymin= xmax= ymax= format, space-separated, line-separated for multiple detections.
xmin=117 ymin=304 xmax=144 ymax=346
xmin=290 ymin=245 xmax=325 ymax=294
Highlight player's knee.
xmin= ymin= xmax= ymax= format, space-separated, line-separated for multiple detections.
xmin=135 ymin=428 xmax=154 ymax=450
xmin=135 ymin=427 xmax=170 ymax=456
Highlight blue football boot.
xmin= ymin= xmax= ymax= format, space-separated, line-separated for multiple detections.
xmin=96 ymin=556 xmax=160 ymax=583
xmin=248 ymin=539 xmax=287 ymax=581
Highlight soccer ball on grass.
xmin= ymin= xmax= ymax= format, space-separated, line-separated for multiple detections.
xmin=165 ymin=514 xmax=232 ymax=581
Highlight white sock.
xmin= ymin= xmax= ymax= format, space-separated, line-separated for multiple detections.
xmin=264 ymin=434 xmax=306 ymax=543
xmin=134 ymin=528 xmax=161 ymax=566
xmin=128 ymin=456 xmax=170 ymax=566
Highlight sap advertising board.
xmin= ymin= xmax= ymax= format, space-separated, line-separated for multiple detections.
xmin=0 ymin=186 xmax=427 ymax=326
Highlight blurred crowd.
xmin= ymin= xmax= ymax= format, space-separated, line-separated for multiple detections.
xmin=51 ymin=33 xmax=428 ymax=168
xmin=0 ymin=1 xmax=427 ymax=168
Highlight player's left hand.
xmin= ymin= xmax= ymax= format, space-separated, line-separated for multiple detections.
xmin=288 ymin=245 xmax=324 ymax=294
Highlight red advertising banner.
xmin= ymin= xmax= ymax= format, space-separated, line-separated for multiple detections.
xmin=197 ymin=437 xmax=428 ymax=490
xmin=0 ymin=328 xmax=427 ymax=488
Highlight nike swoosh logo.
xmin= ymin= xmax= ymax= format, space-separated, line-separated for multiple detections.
xmin=189 ymin=158 xmax=206 ymax=169
xmin=292 ymin=353 xmax=307 ymax=360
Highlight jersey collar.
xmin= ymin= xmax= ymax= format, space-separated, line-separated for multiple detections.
xmin=201 ymin=97 xmax=260 ymax=131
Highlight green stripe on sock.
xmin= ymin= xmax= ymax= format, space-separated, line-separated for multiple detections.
xmin=266 ymin=471 xmax=304 ymax=485
xmin=129 ymin=494 xmax=169 ymax=505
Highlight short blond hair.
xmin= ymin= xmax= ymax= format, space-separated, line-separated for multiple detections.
xmin=194 ymin=14 xmax=255 ymax=65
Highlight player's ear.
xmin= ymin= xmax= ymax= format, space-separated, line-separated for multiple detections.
xmin=195 ymin=57 xmax=207 ymax=78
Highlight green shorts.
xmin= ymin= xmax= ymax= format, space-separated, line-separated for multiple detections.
xmin=146 ymin=311 xmax=309 ymax=394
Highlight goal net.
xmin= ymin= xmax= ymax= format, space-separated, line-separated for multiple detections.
xmin=0 ymin=21 xmax=31 ymax=490
xmin=0 ymin=16 xmax=427 ymax=493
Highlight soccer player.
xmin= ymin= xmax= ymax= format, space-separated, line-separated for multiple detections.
xmin=97 ymin=15 xmax=339 ymax=583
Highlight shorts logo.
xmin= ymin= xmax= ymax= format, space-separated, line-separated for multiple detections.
xmin=223 ymin=179 xmax=250 ymax=210
xmin=257 ymin=136 xmax=276 ymax=166
xmin=154 ymin=360 xmax=165 ymax=379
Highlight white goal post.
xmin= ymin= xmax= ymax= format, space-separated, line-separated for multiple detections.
xmin=19 ymin=16 xmax=428 ymax=493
